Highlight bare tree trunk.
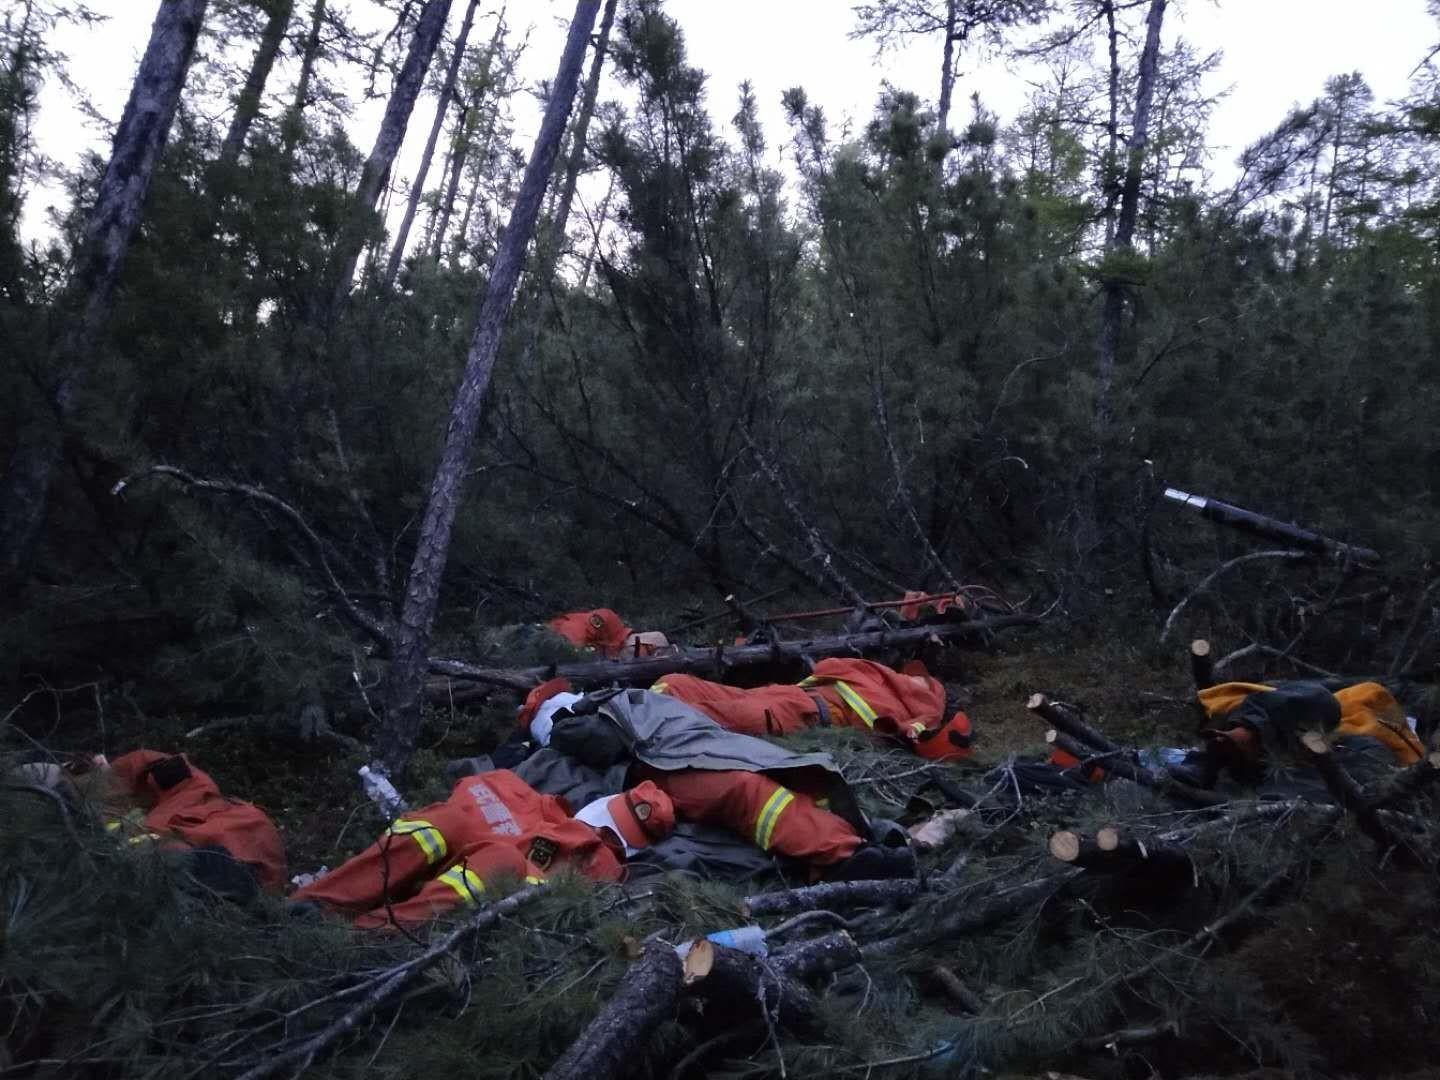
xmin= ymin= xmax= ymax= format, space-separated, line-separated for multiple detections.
xmin=430 ymin=11 xmax=504 ymax=260
xmin=381 ymin=0 xmax=481 ymax=289
xmin=218 ymin=0 xmax=293 ymax=169
xmin=576 ymin=169 xmax=614 ymax=291
xmin=429 ymin=102 xmax=472 ymax=260
xmin=1102 ymin=0 xmax=1120 ymax=246
xmin=1085 ymin=0 xmax=1166 ymax=554
xmin=281 ymin=0 xmax=324 ymax=157
xmin=380 ymin=0 xmax=602 ymax=773
xmin=541 ymin=0 xmax=618 ymax=280
xmin=0 ymin=0 xmax=208 ymax=582
xmin=327 ymin=0 xmax=451 ymax=313
xmin=936 ymin=0 xmax=959 ymax=140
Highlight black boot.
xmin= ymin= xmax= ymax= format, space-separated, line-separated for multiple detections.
xmin=823 ymin=843 xmax=917 ymax=882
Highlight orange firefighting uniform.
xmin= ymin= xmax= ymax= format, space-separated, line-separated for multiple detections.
xmin=548 ymin=609 xmax=633 ymax=657
xmin=516 ymin=680 xmax=866 ymax=867
xmin=1198 ymin=680 xmax=1424 ymax=765
xmin=104 ymin=750 xmax=287 ymax=892
xmin=294 ymin=771 xmax=670 ymax=929
xmin=652 ymin=658 xmax=973 ymax=762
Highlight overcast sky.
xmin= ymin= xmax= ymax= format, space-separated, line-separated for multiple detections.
xmin=20 ymin=0 xmax=1440 ymax=247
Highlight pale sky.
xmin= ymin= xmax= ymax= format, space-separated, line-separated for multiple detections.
xmin=19 ymin=0 xmax=1440 ymax=247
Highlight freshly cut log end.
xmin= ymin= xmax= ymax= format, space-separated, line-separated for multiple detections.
xmin=1190 ymin=639 xmax=1211 ymax=658
xmin=1096 ymin=826 xmax=1120 ymax=852
xmin=1026 ymin=692 xmax=1047 ymax=711
xmin=1300 ymin=730 xmax=1330 ymax=756
xmin=1049 ymin=831 xmax=1082 ymax=863
xmin=682 ymin=939 xmax=714 ymax=985
xmin=1045 ymin=728 xmax=1060 ymax=745
xmin=1190 ymin=638 xmax=1215 ymax=690
xmin=1428 ymin=751 xmax=1440 ymax=770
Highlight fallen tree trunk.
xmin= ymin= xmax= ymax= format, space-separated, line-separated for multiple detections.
xmin=1027 ymin=694 xmax=1119 ymax=753
xmin=1297 ymin=730 xmax=1405 ymax=859
xmin=544 ymin=941 xmax=683 ymax=1080
xmin=428 ymin=612 xmax=1041 ymax=691
xmin=742 ymin=879 xmax=924 ymax=919
xmin=769 ymin=930 xmax=862 ymax=982
xmin=1161 ymin=487 xmax=1380 ymax=565
xmin=681 ymin=939 xmax=822 ymax=1034
xmin=1046 ymin=730 xmax=1226 ymax=807
xmin=1049 ymin=828 xmax=1191 ymax=874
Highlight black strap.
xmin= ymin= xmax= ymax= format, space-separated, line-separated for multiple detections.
xmin=807 ymin=692 xmax=832 ymax=728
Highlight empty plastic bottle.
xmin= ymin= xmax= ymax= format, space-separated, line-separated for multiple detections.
xmin=358 ymin=763 xmax=406 ymax=817
xmin=705 ymin=925 xmax=768 ymax=957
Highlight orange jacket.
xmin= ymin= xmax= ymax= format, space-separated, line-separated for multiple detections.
xmin=107 ymin=750 xmax=288 ymax=892
xmin=548 ymin=609 xmax=633 ymax=657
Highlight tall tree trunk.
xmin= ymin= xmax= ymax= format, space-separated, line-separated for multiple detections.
xmin=281 ymin=0 xmax=324 ymax=157
xmin=576 ymin=169 xmax=614 ymax=292
xmin=1085 ymin=0 xmax=1166 ymax=556
xmin=429 ymin=10 xmax=504 ymax=260
xmin=379 ymin=0 xmax=602 ymax=772
xmin=541 ymin=0 xmax=618 ymax=281
xmin=327 ymin=0 xmax=451 ymax=313
xmin=0 ymin=0 xmax=208 ymax=582
xmin=936 ymin=0 xmax=958 ymax=140
xmin=218 ymin=0 xmax=293 ymax=169
xmin=1102 ymin=0 xmax=1120 ymax=246
xmin=429 ymin=103 xmax=472 ymax=260
xmin=381 ymin=0 xmax=480 ymax=289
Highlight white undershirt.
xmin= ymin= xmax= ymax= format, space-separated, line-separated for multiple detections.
xmin=529 ymin=692 xmax=583 ymax=746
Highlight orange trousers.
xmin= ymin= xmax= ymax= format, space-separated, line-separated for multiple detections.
xmin=638 ymin=766 xmax=862 ymax=866
xmin=294 ymin=770 xmax=622 ymax=928
xmin=652 ymin=675 xmax=820 ymax=736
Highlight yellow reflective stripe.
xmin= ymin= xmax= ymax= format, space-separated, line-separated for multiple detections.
xmin=651 ymin=681 xmax=670 ymax=694
xmin=798 ymin=676 xmax=819 ymax=688
xmin=754 ymin=788 xmax=795 ymax=851
xmin=388 ymin=818 xmax=447 ymax=865
xmin=126 ymin=833 xmax=161 ymax=845
xmin=105 ymin=821 xmax=123 ymax=833
xmin=524 ymin=875 xmax=547 ymax=885
xmin=437 ymin=865 xmax=486 ymax=905
xmin=832 ymin=681 xmax=878 ymax=728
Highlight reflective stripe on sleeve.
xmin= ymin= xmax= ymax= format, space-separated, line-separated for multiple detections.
xmin=437 ymin=864 xmax=486 ymax=905
xmin=524 ymin=875 xmax=547 ymax=885
xmin=831 ymin=681 xmax=879 ymax=728
xmin=651 ymin=681 xmax=670 ymax=694
xmin=753 ymin=788 xmax=796 ymax=851
xmin=388 ymin=818 xmax=448 ymax=865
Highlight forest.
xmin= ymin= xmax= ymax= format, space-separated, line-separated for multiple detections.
xmin=4 ymin=0 xmax=1440 ymax=1077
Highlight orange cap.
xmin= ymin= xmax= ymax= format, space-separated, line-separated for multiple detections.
xmin=517 ymin=677 xmax=574 ymax=731
xmin=913 ymin=711 xmax=975 ymax=762
xmin=607 ymin=781 xmax=676 ymax=849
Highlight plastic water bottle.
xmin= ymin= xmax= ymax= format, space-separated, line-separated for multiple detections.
xmin=358 ymin=763 xmax=406 ymax=816
xmin=705 ymin=925 xmax=768 ymax=957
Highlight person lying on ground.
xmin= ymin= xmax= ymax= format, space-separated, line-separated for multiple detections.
xmin=649 ymin=658 xmax=974 ymax=762
xmin=469 ymin=681 xmax=917 ymax=883
xmin=293 ymin=770 xmax=675 ymax=929
xmin=13 ymin=749 xmax=286 ymax=896
xmin=1047 ymin=679 xmax=1421 ymax=793
xmin=547 ymin=607 xmax=670 ymax=659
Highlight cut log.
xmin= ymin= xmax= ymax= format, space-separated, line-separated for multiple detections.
xmin=769 ymin=930 xmax=862 ymax=982
xmin=930 ymin=964 xmax=985 ymax=1014
xmin=742 ymin=879 xmax=923 ymax=919
xmin=543 ymin=941 xmax=683 ymax=1080
xmin=1046 ymin=730 xmax=1226 ymax=807
xmin=1077 ymin=1020 xmax=1180 ymax=1054
xmin=681 ymin=939 xmax=822 ymax=1034
xmin=429 ymin=613 xmax=1040 ymax=691
xmin=1162 ymin=487 xmax=1380 ymax=565
xmin=1297 ymin=730 xmax=1404 ymax=858
xmin=1027 ymin=694 xmax=1119 ymax=753
xmin=1190 ymin=638 xmax=1215 ymax=691
xmin=1049 ymin=828 xmax=1189 ymax=874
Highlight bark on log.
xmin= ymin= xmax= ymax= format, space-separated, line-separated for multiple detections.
xmin=1026 ymin=694 xmax=1119 ymax=753
xmin=544 ymin=941 xmax=682 ymax=1080
xmin=769 ymin=930 xmax=862 ymax=982
xmin=681 ymin=940 xmax=821 ymax=1033
xmin=1162 ymin=487 xmax=1380 ymax=565
xmin=379 ymin=0 xmax=603 ymax=774
xmin=1190 ymin=638 xmax=1215 ymax=691
xmin=862 ymin=870 xmax=1080 ymax=959
xmin=1046 ymin=730 xmax=1226 ymax=807
xmin=742 ymin=879 xmax=923 ymax=919
xmin=1050 ymin=827 xmax=1190 ymax=873
xmin=930 ymin=963 xmax=985 ymax=1014
xmin=218 ymin=0 xmax=293 ymax=169
xmin=1298 ymin=730 xmax=1403 ymax=857
xmin=427 ymin=613 xmax=1040 ymax=692
xmin=1077 ymin=1021 xmax=1180 ymax=1054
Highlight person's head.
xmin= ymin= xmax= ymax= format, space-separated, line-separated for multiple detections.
xmin=573 ymin=782 xmax=676 ymax=857
xmin=912 ymin=710 xmax=974 ymax=762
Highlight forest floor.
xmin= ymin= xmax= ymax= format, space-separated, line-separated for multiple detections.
xmin=7 ymin=626 xmax=1438 ymax=1079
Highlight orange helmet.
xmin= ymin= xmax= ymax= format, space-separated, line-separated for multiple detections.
xmin=913 ymin=711 xmax=975 ymax=762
